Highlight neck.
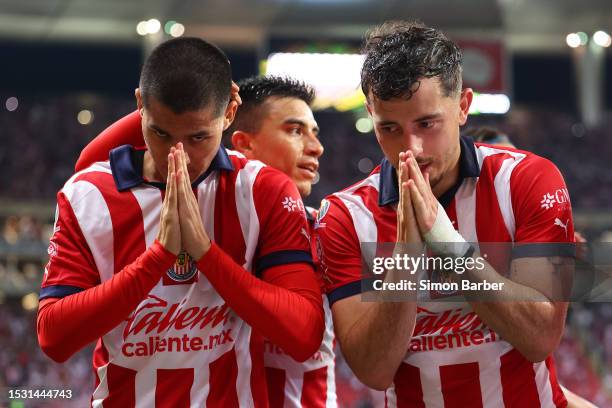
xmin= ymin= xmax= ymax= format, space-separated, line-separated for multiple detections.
xmin=431 ymin=150 xmax=461 ymax=199
xmin=143 ymin=151 xmax=164 ymax=182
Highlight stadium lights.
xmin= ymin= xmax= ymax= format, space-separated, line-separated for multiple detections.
xmin=355 ymin=117 xmax=373 ymax=134
xmin=566 ymin=33 xmax=582 ymax=48
xmin=265 ymin=52 xmax=366 ymax=110
xmin=469 ymin=93 xmax=511 ymax=115
xmin=5 ymin=96 xmax=18 ymax=112
xmin=77 ymin=110 xmax=94 ymax=125
xmin=593 ymin=31 xmax=612 ymax=48
xmin=138 ymin=19 xmax=184 ymax=37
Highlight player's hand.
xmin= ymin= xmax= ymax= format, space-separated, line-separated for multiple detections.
xmin=174 ymin=143 xmax=211 ymax=261
xmin=156 ymin=149 xmax=181 ymax=255
xmin=231 ymin=81 xmax=242 ymax=106
xmin=403 ymin=150 xmax=440 ymax=234
xmin=397 ymin=151 xmax=421 ymax=243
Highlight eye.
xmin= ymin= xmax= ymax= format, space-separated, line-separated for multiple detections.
xmin=191 ymin=135 xmax=206 ymax=142
xmin=380 ymin=125 xmax=399 ymax=134
xmin=289 ymin=126 xmax=303 ymax=136
xmin=419 ymin=120 xmax=437 ymax=129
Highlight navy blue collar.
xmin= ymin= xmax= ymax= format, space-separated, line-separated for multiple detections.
xmin=109 ymin=144 xmax=234 ymax=192
xmin=378 ymin=135 xmax=480 ymax=207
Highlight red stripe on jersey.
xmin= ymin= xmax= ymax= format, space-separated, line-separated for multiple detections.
xmin=301 ymin=366 xmax=328 ymax=408
xmin=250 ymin=334 xmax=268 ymax=408
xmin=393 ymin=363 xmax=425 ymax=408
xmin=265 ymin=367 xmax=286 ymax=408
xmin=475 ymin=154 xmax=513 ymax=243
xmin=440 ymin=362 xmax=483 ymax=408
xmin=546 ymin=357 xmax=568 ymax=407
xmin=500 ymin=348 xmax=540 ymax=407
xmin=208 ymin=347 xmax=239 ymax=408
xmin=352 ymin=186 xmax=397 ymax=243
xmin=74 ymin=172 xmax=147 ymax=274
xmin=156 ymin=368 xmax=193 ymax=408
xmin=215 ymin=162 xmax=246 ymax=266
xmin=105 ymin=363 xmax=136 ymax=408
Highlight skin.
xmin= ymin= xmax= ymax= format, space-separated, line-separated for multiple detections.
xmin=331 ymin=76 xmax=569 ymax=389
xmin=231 ymin=96 xmax=323 ymax=197
xmin=135 ymin=88 xmax=238 ymax=260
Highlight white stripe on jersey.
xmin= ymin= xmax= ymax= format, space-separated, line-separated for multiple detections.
xmin=132 ymin=186 xmax=163 ymax=249
xmin=534 ymin=361 xmax=555 ymax=407
xmin=335 ymin=173 xmax=380 ymax=267
xmin=234 ymin=324 xmax=255 ymax=407
xmin=135 ymin=368 xmax=156 ymax=408
xmin=476 ymin=146 xmax=527 ymax=240
xmin=235 ymin=160 xmax=266 ymax=271
xmin=92 ymin=364 xmax=109 ymax=408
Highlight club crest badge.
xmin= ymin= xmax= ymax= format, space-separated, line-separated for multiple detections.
xmin=167 ymin=251 xmax=198 ymax=282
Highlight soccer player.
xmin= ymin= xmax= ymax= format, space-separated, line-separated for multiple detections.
xmin=468 ymin=126 xmax=596 ymax=408
xmin=37 ymin=37 xmax=324 ymax=406
xmin=74 ymin=76 xmax=337 ymax=407
xmin=316 ymin=21 xmax=575 ymax=407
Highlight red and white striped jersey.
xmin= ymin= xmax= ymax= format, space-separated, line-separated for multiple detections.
xmin=41 ymin=146 xmax=314 ymax=407
xmin=316 ymin=137 xmax=574 ymax=408
xmin=264 ymin=208 xmax=337 ymax=408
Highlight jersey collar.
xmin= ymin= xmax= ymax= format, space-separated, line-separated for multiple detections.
xmin=110 ymin=144 xmax=234 ymax=192
xmin=378 ymin=135 xmax=480 ymax=207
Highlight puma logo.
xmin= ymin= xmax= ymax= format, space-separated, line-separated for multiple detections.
xmin=554 ymin=218 xmax=569 ymax=237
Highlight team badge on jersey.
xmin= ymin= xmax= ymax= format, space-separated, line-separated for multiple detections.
xmin=315 ymin=199 xmax=330 ymax=229
xmin=166 ymin=251 xmax=198 ymax=282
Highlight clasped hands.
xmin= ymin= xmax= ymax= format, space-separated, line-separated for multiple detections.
xmin=157 ymin=143 xmax=211 ymax=261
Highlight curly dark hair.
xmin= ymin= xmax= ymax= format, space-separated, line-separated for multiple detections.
xmin=361 ymin=20 xmax=462 ymax=101
xmin=223 ymin=76 xmax=315 ymax=142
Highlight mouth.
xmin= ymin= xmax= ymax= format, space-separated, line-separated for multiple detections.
xmin=297 ymin=162 xmax=318 ymax=178
xmin=418 ymin=163 xmax=432 ymax=174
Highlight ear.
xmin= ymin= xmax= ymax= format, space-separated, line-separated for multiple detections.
xmin=231 ymin=130 xmax=255 ymax=158
xmin=458 ymin=88 xmax=473 ymax=125
xmin=135 ymin=88 xmax=143 ymax=113
xmin=365 ymin=100 xmax=373 ymax=116
xmin=222 ymin=99 xmax=239 ymax=131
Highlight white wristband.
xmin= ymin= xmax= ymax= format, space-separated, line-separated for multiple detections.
xmin=423 ymin=202 xmax=471 ymax=257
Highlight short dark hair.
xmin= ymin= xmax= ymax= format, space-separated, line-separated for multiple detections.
xmin=139 ymin=37 xmax=232 ymax=115
xmin=223 ymin=76 xmax=315 ymax=143
xmin=361 ymin=20 xmax=462 ymax=101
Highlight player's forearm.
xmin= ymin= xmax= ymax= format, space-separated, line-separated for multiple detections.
xmin=463 ymin=262 xmax=567 ymax=362
xmin=338 ymin=300 xmax=416 ymax=390
xmin=37 ymin=241 xmax=176 ymax=362
xmin=196 ymin=243 xmax=324 ymax=362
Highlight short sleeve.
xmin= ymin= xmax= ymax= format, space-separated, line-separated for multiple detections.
xmin=314 ymin=196 xmax=364 ymax=305
xmin=510 ymin=155 xmax=575 ymax=258
xmin=40 ymin=192 xmax=100 ymax=299
xmin=252 ymin=167 xmax=314 ymax=275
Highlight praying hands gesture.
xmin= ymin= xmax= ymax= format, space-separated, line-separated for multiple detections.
xmin=156 ymin=143 xmax=211 ymax=260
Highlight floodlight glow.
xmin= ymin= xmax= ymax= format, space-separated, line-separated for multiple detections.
xmin=469 ymin=93 xmax=511 ymax=115
xmin=5 ymin=97 xmax=18 ymax=112
xmin=577 ymin=32 xmax=589 ymax=46
xmin=355 ymin=117 xmax=373 ymax=133
xmin=593 ymin=31 xmax=611 ymax=47
xmin=170 ymin=23 xmax=185 ymax=38
xmin=265 ymin=52 xmax=365 ymax=110
xmin=136 ymin=21 xmax=148 ymax=36
xmin=146 ymin=19 xmax=161 ymax=34
xmin=566 ymin=33 xmax=581 ymax=48
xmin=77 ymin=110 xmax=94 ymax=125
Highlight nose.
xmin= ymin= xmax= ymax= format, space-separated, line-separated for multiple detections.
xmin=404 ymin=132 xmax=423 ymax=157
xmin=304 ymin=132 xmax=324 ymax=158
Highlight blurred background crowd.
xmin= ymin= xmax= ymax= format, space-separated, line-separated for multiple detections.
xmin=1 ymin=0 xmax=611 ymax=406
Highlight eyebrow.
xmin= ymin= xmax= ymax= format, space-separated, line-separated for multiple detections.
xmin=413 ymin=113 xmax=443 ymax=123
xmin=149 ymin=124 xmax=210 ymax=138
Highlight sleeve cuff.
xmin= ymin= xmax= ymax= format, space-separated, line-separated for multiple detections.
xmin=145 ymin=240 xmax=178 ymax=272
xmin=195 ymin=242 xmax=222 ymax=273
